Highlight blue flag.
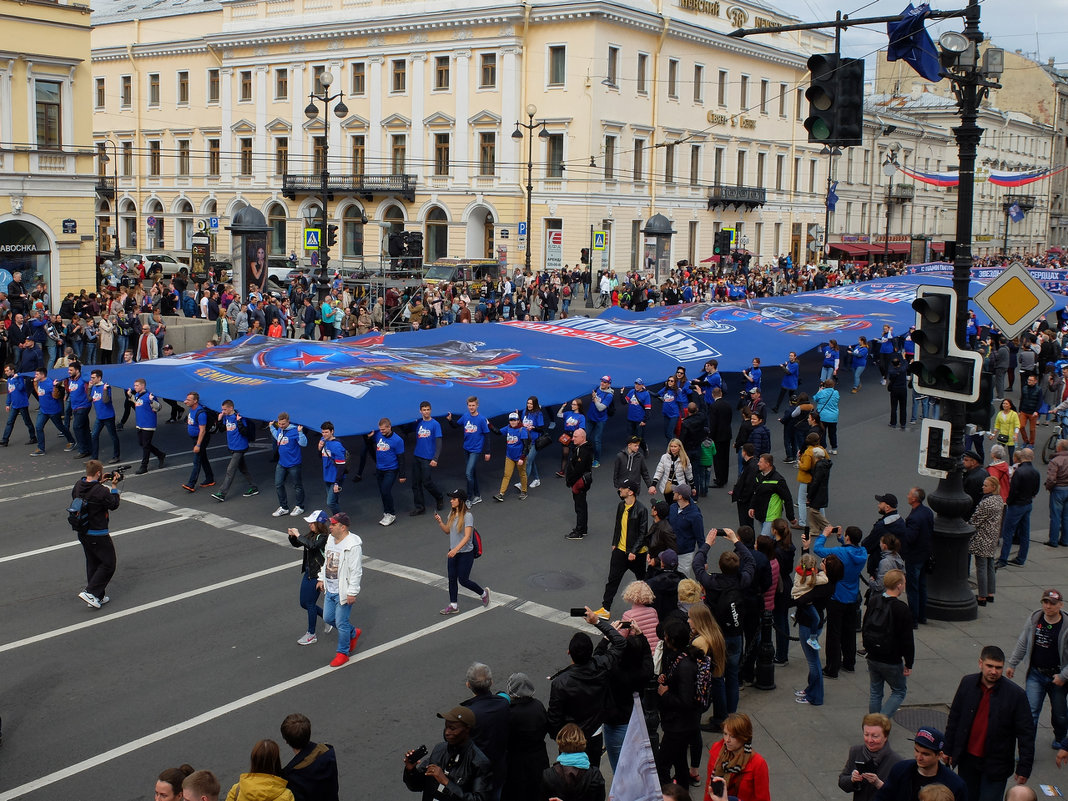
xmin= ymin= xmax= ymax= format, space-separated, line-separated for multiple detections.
xmin=826 ymin=181 xmax=839 ymax=212
xmin=887 ymin=3 xmax=943 ymax=83
xmin=1009 ymin=203 xmax=1024 ymax=223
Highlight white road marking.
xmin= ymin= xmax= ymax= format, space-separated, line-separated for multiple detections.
xmin=0 ymin=560 xmax=299 ymax=655
xmin=0 ymin=608 xmax=486 ymax=801
xmin=0 ymin=518 xmax=182 ymax=564
xmin=121 ymin=492 xmax=290 ymax=545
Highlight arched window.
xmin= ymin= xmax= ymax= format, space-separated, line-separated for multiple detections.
xmin=425 ymin=206 xmax=448 ymax=262
xmin=343 ymin=206 xmax=364 ymax=258
xmin=120 ymin=199 xmax=137 ymax=249
xmin=147 ymin=199 xmax=164 ymax=249
xmin=176 ymin=199 xmax=194 ymax=251
xmin=383 ymin=205 xmax=404 ymax=237
xmin=267 ymin=202 xmax=287 ymax=254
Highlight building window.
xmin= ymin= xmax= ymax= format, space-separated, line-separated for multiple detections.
xmin=351 ymin=62 xmax=366 ymax=95
xmin=796 ymin=88 xmax=804 ymax=121
xmin=435 ymin=56 xmax=450 ymax=91
xmin=637 ymin=53 xmax=648 ymax=94
xmin=779 ymin=83 xmax=788 ymax=117
xmin=756 ymin=152 xmax=766 ymax=187
xmin=434 ymin=133 xmax=450 ymax=176
xmin=736 ymin=151 xmax=747 ymax=186
xmin=275 ymin=69 xmax=288 ymax=100
xmin=548 ymin=46 xmax=566 ymax=87
xmin=313 ymin=136 xmax=326 ymax=173
xmin=343 ymin=206 xmax=364 ymax=257
xmin=391 ymin=134 xmax=406 ymax=173
xmin=35 ymin=81 xmax=61 ymax=149
xmin=667 ymin=59 xmax=678 ymax=99
xmin=633 ymin=139 xmax=644 ymax=182
xmin=693 ymin=65 xmax=704 ymax=103
xmin=760 ymin=79 xmax=768 ymax=114
xmin=739 ymin=75 xmax=748 ymax=110
xmin=775 ymin=154 xmax=784 ymax=190
xmin=391 ymin=59 xmax=406 ymax=93
xmin=717 ymin=70 xmax=727 ymax=106
xmin=480 ymin=53 xmax=496 ymax=88
xmin=426 ymin=206 xmax=448 ymax=262
xmin=809 ymin=159 xmax=817 ymax=193
xmin=177 ymin=139 xmax=190 ymax=176
xmin=263 ymin=203 xmax=285 ymax=253
xmin=606 ymin=46 xmax=619 ymax=88
xmin=546 ymin=133 xmax=564 ymax=178
xmin=479 ymin=132 xmax=496 ymax=176
xmin=95 ymin=77 xmax=105 ymax=109
xmin=121 ymin=141 xmax=132 ymax=175
xmin=240 ymin=70 xmax=252 ymax=102
xmin=149 ymin=141 xmax=161 ymax=176
xmin=275 ymin=137 xmax=288 ymax=176
xmin=351 ymin=135 xmax=365 ymax=175
xmin=207 ymin=139 xmax=219 ymax=175
xmin=793 ymin=157 xmax=801 ymax=193
xmin=313 ymin=65 xmax=326 ymax=95
xmin=97 ymin=142 xmax=107 ymax=176
xmin=208 ymin=69 xmax=220 ymax=103
xmin=148 ymin=73 xmax=160 ymax=107
xmin=177 ymin=71 xmax=189 ymax=105
xmin=664 ymin=143 xmax=675 ymax=184
xmin=714 ymin=148 xmax=724 ymax=185
xmin=689 ymin=145 xmax=700 ymax=186
xmin=631 ymin=219 xmax=641 ymax=271
xmin=604 ymin=135 xmax=616 ymax=180
xmin=240 ymin=138 xmax=253 ymax=176
xmin=121 ymin=75 xmax=132 ymax=108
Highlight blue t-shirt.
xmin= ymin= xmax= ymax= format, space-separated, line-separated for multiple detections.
xmin=36 ymin=378 xmax=62 ymax=416
xmin=822 ymin=347 xmax=838 ymax=368
xmin=743 ymin=367 xmax=762 ymax=393
xmin=853 ymin=345 xmax=869 ymax=365
xmin=624 ymin=389 xmax=651 ymax=423
xmin=587 ymin=388 xmax=613 ymax=423
xmin=880 ymin=334 xmax=896 ymax=354
xmin=373 ymin=430 xmax=404 ymax=470
xmin=68 ymin=376 xmax=90 ymax=410
xmin=220 ymin=411 xmax=249 ymax=451
xmin=90 ymin=383 xmax=116 ymax=420
xmin=503 ymin=425 xmax=529 ymax=460
xmin=271 ymin=423 xmax=307 ymax=468
xmin=132 ymin=390 xmax=158 ymax=429
xmin=458 ymin=412 xmax=489 ymax=453
xmin=658 ymin=387 xmax=682 ymax=419
xmin=321 ymin=439 xmax=347 ymax=483
xmin=781 ymin=361 xmax=799 ymax=390
xmin=5 ymin=375 xmax=29 ymax=408
xmin=186 ymin=406 xmax=209 ymax=439
xmin=562 ymin=411 xmax=586 ymax=433
xmin=414 ymin=418 xmax=442 ymax=460
xmin=522 ymin=410 xmax=544 ymax=433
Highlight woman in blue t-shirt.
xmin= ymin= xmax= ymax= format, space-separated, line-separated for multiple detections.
xmin=849 ymin=336 xmax=870 ymax=393
xmin=520 ymin=396 xmax=545 ymax=490
xmin=658 ymin=375 xmax=684 ymax=442
xmin=555 ymin=398 xmax=586 ymax=477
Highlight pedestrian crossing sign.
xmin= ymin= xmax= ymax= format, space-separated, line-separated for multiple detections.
xmin=304 ymin=228 xmax=321 ymax=250
xmin=593 ymin=231 xmax=607 ymax=251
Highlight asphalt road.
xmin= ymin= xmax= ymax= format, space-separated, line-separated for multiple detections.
xmin=3 ymin=351 xmax=1068 ymax=801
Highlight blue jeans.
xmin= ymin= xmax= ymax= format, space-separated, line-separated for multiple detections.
xmin=300 ymin=573 xmax=324 ymax=635
xmin=91 ymin=417 xmax=120 ymax=460
xmin=820 ymin=366 xmax=835 ymax=383
xmin=1025 ymin=668 xmax=1068 ymax=742
xmin=587 ymin=419 xmax=606 ymax=463
xmin=72 ymin=406 xmax=91 ymax=454
xmin=906 ymin=562 xmax=928 ymax=623
xmin=999 ymin=502 xmax=1032 ymax=564
xmin=188 ymin=440 xmax=215 ymax=485
xmin=377 ymin=468 xmax=397 ymax=514
xmin=525 ymin=439 xmax=540 ymax=483
xmin=663 ymin=416 xmax=678 ymax=442
xmin=797 ymin=481 xmax=808 ymax=524
xmin=1050 ymin=486 xmax=1068 ymax=546
xmin=465 ymin=451 xmax=481 ymax=499
xmin=910 ymin=391 xmax=929 ymax=422
xmin=325 ymin=481 xmax=341 ymax=514
xmin=116 ymin=334 xmax=128 ymax=361
xmin=322 ymin=592 xmax=355 ymax=655
xmin=868 ymin=659 xmax=908 ymax=717
xmin=275 ymin=463 xmax=306 ymax=510
xmin=3 ymin=406 xmax=34 ymax=443
xmin=447 ymin=549 xmax=483 ymax=604
xmin=35 ymin=410 xmax=74 ymax=452
xmin=724 ymin=634 xmax=743 ymax=713
xmin=853 ymin=364 xmax=865 ymax=389
xmin=603 ymin=722 xmax=628 ymax=772
xmin=798 ymin=606 xmax=824 ymax=705
xmin=84 ymin=342 xmax=97 ymax=364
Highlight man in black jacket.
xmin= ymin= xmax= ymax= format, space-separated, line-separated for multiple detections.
xmin=863 ymin=494 xmax=907 ymax=578
xmin=595 ymin=478 xmax=649 ymax=617
xmin=404 ymin=706 xmax=493 ymax=801
xmin=565 ymin=428 xmax=594 ymax=540
xmin=944 ymin=645 xmax=1035 ymax=801
xmin=646 ymin=548 xmax=682 ymax=621
xmin=730 ymin=443 xmax=758 ymax=528
xmin=679 ymin=400 xmax=709 ymax=496
xmin=962 ymin=450 xmax=987 ymax=515
xmin=547 ymin=607 xmax=626 ymax=766
xmin=71 ymin=459 xmax=122 ymax=608
xmin=997 ymin=448 xmax=1041 ymax=568
xmin=862 ymin=570 xmax=914 ymax=718
xmin=460 ymin=663 xmax=509 ymax=801
xmin=903 ymin=488 xmax=934 ymax=626
xmin=280 ymin=713 xmax=339 ymax=801
xmin=748 ymin=453 xmax=796 ymax=536
xmin=707 ymin=387 xmax=733 ymax=488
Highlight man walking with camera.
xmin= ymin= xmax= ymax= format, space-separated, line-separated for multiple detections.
xmin=71 ymin=459 xmax=122 ymax=609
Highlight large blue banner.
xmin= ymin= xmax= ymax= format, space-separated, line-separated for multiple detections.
xmin=86 ymin=275 xmax=1066 ymax=435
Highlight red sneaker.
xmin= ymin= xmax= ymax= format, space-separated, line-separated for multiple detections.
xmin=181 ymin=484 xmax=196 ymax=493
xmin=350 ymin=628 xmax=362 ymax=653
xmin=329 ymin=653 xmax=349 ymax=668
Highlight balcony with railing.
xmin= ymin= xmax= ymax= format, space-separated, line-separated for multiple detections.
xmin=96 ymin=176 xmax=115 ymax=199
xmin=889 ymin=183 xmax=914 ymax=202
xmin=281 ymin=173 xmax=416 ymax=201
xmin=707 ymin=183 xmax=767 ymax=210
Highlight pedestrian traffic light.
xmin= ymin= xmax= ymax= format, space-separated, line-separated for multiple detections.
xmin=580 ymin=248 xmax=590 ymax=265
xmin=908 ymin=285 xmax=983 ymax=402
xmin=965 ymin=371 xmax=995 ymax=430
xmin=713 ymin=230 xmax=731 ymax=256
xmin=804 ymin=54 xmax=865 ymax=147
xmin=327 ymin=225 xmax=338 ymax=249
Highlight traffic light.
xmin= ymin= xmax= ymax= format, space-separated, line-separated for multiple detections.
xmin=713 ymin=230 xmax=731 ymax=256
xmin=804 ymin=54 xmax=865 ymax=147
xmin=327 ymin=225 xmax=338 ymax=249
xmin=908 ymin=285 xmax=983 ymax=402
xmin=580 ymin=248 xmax=590 ymax=265
xmin=966 ymin=371 xmax=995 ymax=430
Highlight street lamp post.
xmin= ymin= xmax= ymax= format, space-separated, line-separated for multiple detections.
xmin=820 ymin=145 xmax=841 ymax=259
xmin=512 ymin=104 xmax=548 ymax=275
xmin=99 ymin=139 xmax=120 ymax=264
xmin=304 ymin=70 xmax=348 ymax=302
xmin=882 ymin=151 xmax=899 ymax=265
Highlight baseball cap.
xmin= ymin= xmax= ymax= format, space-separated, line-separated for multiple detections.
xmin=673 ymin=483 xmax=692 ymax=500
xmin=634 ymin=377 xmax=645 ymax=385
xmin=303 ymin=509 xmax=330 ymax=523
xmin=911 ymin=727 xmax=945 ymax=753
xmin=628 ymin=435 xmax=642 ymax=444
xmin=962 ymin=450 xmax=982 ymax=462
xmin=619 ymin=478 xmax=639 ymax=493
xmin=448 ymin=488 xmax=468 ymax=501
xmin=659 ymin=548 xmax=679 ymax=568
xmin=508 ymin=412 xmax=520 ymax=420
xmin=330 ymin=512 xmax=351 ymax=527
xmin=1043 ymin=589 xmax=1064 ymax=603
xmin=874 ymin=493 xmax=898 ymax=508
xmin=601 ymin=375 xmax=612 ymax=383
xmin=438 ymin=706 xmax=476 ymax=727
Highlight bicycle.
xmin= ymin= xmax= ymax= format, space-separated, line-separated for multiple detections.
xmin=1042 ymin=411 xmax=1068 ymax=464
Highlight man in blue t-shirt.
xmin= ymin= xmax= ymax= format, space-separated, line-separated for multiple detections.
xmin=87 ymin=369 xmax=119 ymax=463
xmin=30 ymin=367 xmax=74 ymax=456
xmin=2 ymin=363 xmax=36 ymax=446
xmin=128 ymin=378 xmax=166 ymax=475
xmin=67 ymin=362 xmax=93 ymax=457
xmin=270 ymin=411 xmax=308 ymax=518
xmin=369 ymin=416 xmax=405 ymax=526
xmin=318 ymin=421 xmax=348 ymax=514
xmin=586 ymin=375 xmax=614 ymax=467
xmin=211 ymin=398 xmax=258 ymax=501
xmin=182 ymin=390 xmax=215 ymax=492
xmin=447 ymin=396 xmax=490 ymax=505
xmin=622 ymin=379 xmax=652 ymax=455
xmin=410 ymin=401 xmax=444 ymax=515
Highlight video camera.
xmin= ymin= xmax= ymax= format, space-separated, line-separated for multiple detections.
xmin=103 ymin=464 xmax=134 ymax=482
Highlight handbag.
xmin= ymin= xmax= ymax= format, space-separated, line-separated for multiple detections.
xmin=535 ymin=432 xmax=552 ymax=451
xmin=996 ymin=433 xmax=1010 ymax=445
xmin=558 ymin=433 xmax=572 ymax=446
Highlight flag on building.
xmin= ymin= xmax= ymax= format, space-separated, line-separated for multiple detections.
xmin=608 ymin=694 xmax=661 ymax=801
xmin=826 ymin=181 xmax=839 ymax=212
xmin=1008 ymin=203 xmax=1025 ymax=223
xmin=886 ymin=3 xmax=943 ymax=83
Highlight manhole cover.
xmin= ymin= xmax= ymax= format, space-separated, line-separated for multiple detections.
xmin=529 ymin=571 xmax=585 ymax=591
xmin=893 ymin=704 xmax=950 ymax=734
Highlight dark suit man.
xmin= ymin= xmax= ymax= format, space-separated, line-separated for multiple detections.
xmin=903 ymin=487 xmax=934 ymax=625
xmin=708 ymin=386 xmax=734 ymax=488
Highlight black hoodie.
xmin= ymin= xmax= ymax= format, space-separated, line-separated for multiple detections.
xmin=541 ymin=762 xmax=605 ymax=801
xmin=282 ymin=742 xmax=339 ymax=801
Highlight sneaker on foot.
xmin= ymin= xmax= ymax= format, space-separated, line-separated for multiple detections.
xmin=244 ymin=487 xmax=259 ymax=497
xmin=554 ymin=470 xmax=566 ymax=478
xmin=493 ymin=493 xmax=505 ymax=502
xmin=200 ymin=481 xmax=216 ymax=488
xmin=593 ymin=460 xmax=600 ymax=468
xmin=440 ymin=604 xmax=460 ymax=615
xmin=272 ymin=506 xmax=290 ymax=517
xmin=481 ymin=588 xmax=490 ymax=607
xmin=566 ymin=531 xmax=585 ymax=540
xmin=794 ymin=689 xmax=807 ymax=697
xmin=297 ymin=632 xmax=317 ymax=646
xmin=470 ymin=496 xmax=483 ymax=505
xmin=592 ymin=607 xmax=610 ymax=619
xmin=181 ymin=484 xmax=196 ymax=493
xmin=63 ymin=443 xmax=76 ymax=452
xmin=158 ymin=454 xmax=166 ymax=468
xmin=329 ymin=653 xmax=349 ymax=667
xmin=530 ymin=479 xmax=541 ymax=488
xmin=78 ymin=591 xmax=101 ymax=609
xmin=795 ymin=696 xmax=811 ymax=704
xmin=349 ymin=628 xmax=362 ymax=652
xmin=30 ymin=449 xmax=45 ymax=457
xmin=290 ymin=506 xmax=305 ymax=517
xmin=100 ymin=596 xmax=110 ymax=605
xmin=519 ymin=492 xmax=528 ymax=500
xmin=514 ymin=482 xmax=522 ymax=490
xmin=134 ymin=466 xmax=148 ymax=475
xmin=323 ymin=622 xmax=334 ymax=634
xmin=211 ymin=492 xmax=225 ymax=502
xmin=807 ymin=637 xmax=821 ymax=650
xmin=379 ymin=513 xmax=396 ymax=526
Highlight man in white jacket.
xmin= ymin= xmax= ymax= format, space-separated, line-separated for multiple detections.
xmin=316 ymin=511 xmax=364 ymax=667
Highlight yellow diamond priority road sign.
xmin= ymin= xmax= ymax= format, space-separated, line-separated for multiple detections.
xmin=973 ymin=261 xmax=1055 ymax=341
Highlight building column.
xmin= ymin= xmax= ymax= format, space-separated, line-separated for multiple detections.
xmin=368 ymin=57 xmax=383 ymax=171
xmin=290 ymin=63 xmax=305 ymax=166
xmin=220 ymin=68 xmax=233 ymax=181
xmin=328 ymin=60 xmax=344 ymax=176
xmin=454 ymin=50 xmax=470 ymax=185
xmin=410 ymin=53 xmax=426 ymax=181
xmin=502 ymin=47 xmax=520 ymax=188
xmin=254 ymin=65 xmax=268 ymax=185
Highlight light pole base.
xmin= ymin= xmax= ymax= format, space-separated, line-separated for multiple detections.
xmin=926 ymin=514 xmax=978 ymax=622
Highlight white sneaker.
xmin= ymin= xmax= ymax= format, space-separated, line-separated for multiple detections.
xmin=297 ymin=632 xmax=317 ymax=646
xmin=272 ymin=506 xmax=290 ymax=517
xmin=290 ymin=506 xmax=305 ymax=517
xmin=323 ymin=622 xmax=334 ymax=634
xmin=78 ymin=591 xmax=101 ymax=609
xmin=379 ymin=513 xmax=396 ymax=526
xmin=514 ymin=482 xmax=522 ymax=490
xmin=100 ymin=596 xmax=110 ymax=605
xmin=471 ymin=496 xmax=483 ymax=505
xmin=530 ymin=479 xmax=541 ymax=488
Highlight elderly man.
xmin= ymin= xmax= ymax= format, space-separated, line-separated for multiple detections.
xmin=1047 ymin=440 xmax=1068 ymax=547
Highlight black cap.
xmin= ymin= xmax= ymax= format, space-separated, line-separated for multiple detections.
xmin=448 ymin=488 xmax=468 ymax=501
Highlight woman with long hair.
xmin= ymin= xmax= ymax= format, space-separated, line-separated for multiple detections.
xmin=556 ymin=398 xmax=586 ymax=477
xmin=658 ymin=374 xmax=684 ymax=442
xmin=990 ymin=398 xmax=1021 ymax=461
xmin=155 ymin=765 xmax=194 ymax=801
xmin=287 ymin=510 xmax=332 ymax=646
xmin=434 ymin=489 xmax=489 ymax=615
xmin=520 ymin=396 xmax=545 ymax=489
xmin=656 ymin=617 xmax=705 ymax=791
xmin=224 ymin=740 xmax=294 ymax=801
xmin=651 ymin=438 xmax=693 ymax=504
xmin=703 ymin=713 xmax=770 ymax=801
xmin=688 ymin=602 xmax=728 ymax=779
xmin=770 ymin=519 xmax=795 ymax=665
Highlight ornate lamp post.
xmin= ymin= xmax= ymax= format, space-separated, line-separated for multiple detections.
xmin=98 ymin=139 xmax=121 ymax=263
xmin=304 ymin=70 xmax=348 ymax=302
xmin=511 ymin=103 xmax=549 ymax=275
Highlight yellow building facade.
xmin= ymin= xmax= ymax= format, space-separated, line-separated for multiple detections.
xmin=0 ymin=0 xmax=97 ymax=299
xmin=91 ymin=0 xmax=835 ymax=280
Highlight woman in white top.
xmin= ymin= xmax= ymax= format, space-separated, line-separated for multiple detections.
xmin=434 ymin=488 xmax=489 ymax=615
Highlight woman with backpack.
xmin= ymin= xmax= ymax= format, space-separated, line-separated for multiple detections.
xmin=287 ymin=510 xmax=331 ymax=646
xmin=812 ymin=379 xmax=841 ymax=454
xmin=688 ymin=602 xmax=727 ymax=774
xmin=434 ymin=489 xmax=489 ymax=615
xmin=656 ymin=617 xmax=707 ymax=789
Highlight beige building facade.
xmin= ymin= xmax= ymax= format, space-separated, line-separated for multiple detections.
xmin=0 ymin=0 xmax=98 ymax=299
xmin=91 ymin=0 xmax=838 ymax=280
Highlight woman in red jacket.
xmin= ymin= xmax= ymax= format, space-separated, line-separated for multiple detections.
xmin=704 ymin=713 xmax=771 ymax=801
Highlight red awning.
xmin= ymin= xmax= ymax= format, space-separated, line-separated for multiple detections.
xmin=930 ymin=241 xmax=945 ymax=251
xmin=886 ymin=243 xmax=910 ymax=254
xmin=829 ymin=243 xmax=870 ymax=255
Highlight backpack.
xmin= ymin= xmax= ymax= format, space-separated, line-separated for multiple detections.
xmin=472 ymin=527 xmax=483 ymax=558
xmin=562 ymin=285 xmax=571 ymax=297
xmin=669 ymin=653 xmax=715 ymax=711
xmin=67 ymin=487 xmax=90 ymax=533
xmin=862 ymin=593 xmax=896 ymax=662
xmin=713 ymin=584 xmax=744 ymax=637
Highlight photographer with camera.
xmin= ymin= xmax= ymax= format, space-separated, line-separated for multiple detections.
xmin=402 ymin=706 xmax=492 ymax=801
xmin=71 ymin=459 xmax=123 ymax=609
